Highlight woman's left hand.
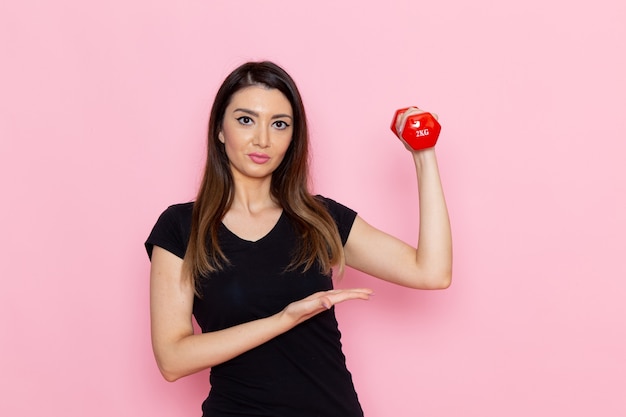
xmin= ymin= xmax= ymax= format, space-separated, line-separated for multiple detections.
xmin=392 ymin=107 xmax=439 ymax=152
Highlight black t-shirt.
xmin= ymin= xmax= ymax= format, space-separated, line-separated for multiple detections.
xmin=145 ymin=196 xmax=363 ymax=417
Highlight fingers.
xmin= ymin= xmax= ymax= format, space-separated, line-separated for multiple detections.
xmin=396 ymin=107 xmax=415 ymax=137
xmin=396 ymin=107 xmax=425 ymax=137
xmin=317 ymin=288 xmax=374 ymax=310
xmin=283 ymin=288 xmax=374 ymax=326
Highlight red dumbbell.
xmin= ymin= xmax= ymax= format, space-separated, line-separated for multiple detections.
xmin=390 ymin=107 xmax=441 ymax=150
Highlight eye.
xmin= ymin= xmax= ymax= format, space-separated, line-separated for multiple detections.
xmin=237 ymin=116 xmax=253 ymax=125
xmin=273 ymin=120 xmax=290 ymax=130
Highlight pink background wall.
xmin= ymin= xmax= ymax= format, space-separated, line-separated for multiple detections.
xmin=2 ymin=1 xmax=625 ymax=416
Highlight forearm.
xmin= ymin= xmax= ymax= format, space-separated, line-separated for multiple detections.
xmin=413 ymin=148 xmax=453 ymax=287
xmin=153 ymin=287 xmax=372 ymax=382
xmin=155 ymin=311 xmax=293 ymax=382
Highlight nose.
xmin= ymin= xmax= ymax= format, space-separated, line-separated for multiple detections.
xmin=253 ymin=125 xmax=270 ymax=148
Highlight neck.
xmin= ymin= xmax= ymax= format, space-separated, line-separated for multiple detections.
xmin=230 ymin=175 xmax=278 ymax=214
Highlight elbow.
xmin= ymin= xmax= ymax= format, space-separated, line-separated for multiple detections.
xmin=160 ymin=369 xmax=182 ymax=383
xmin=157 ymin=361 xmax=183 ymax=383
xmin=432 ymin=267 xmax=453 ymax=289
xmin=155 ymin=349 xmax=214 ymax=382
xmin=431 ymin=273 xmax=452 ymax=290
xmin=416 ymin=269 xmax=452 ymax=290
xmin=155 ymin=354 xmax=188 ymax=383
xmin=412 ymin=252 xmax=452 ymax=289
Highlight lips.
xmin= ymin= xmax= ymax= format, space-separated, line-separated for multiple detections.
xmin=248 ymin=153 xmax=270 ymax=164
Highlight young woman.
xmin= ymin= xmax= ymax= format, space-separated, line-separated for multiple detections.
xmin=145 ymin=61 xmax=452 ymax=416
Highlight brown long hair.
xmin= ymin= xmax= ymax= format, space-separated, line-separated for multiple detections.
xmin=183 ymin=61 xmax=344 ymax=292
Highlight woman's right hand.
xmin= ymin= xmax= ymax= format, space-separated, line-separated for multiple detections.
xmin=280 ymin=288 xmax=374 ymax=327
xmin=150 ymin=245 xmax=374 ymax=381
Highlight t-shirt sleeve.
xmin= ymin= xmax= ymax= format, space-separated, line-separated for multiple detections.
xmin=316 ymin=195 xmax=358 ymax=246
xmin=144 ymin=203 xmax=193 ymax=260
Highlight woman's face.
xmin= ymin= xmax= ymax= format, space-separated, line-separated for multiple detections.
xmin=219 ymin=85 xmax=293 ymax=184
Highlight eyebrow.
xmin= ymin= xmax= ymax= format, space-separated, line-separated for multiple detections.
xmin=232 ymin=108 xmax=293 ymax=120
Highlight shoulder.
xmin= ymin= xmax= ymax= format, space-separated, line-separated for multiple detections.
xmin=154 ymin=202 xmax=194 ymax=233
xmin=314 ymin=195 xmax=357 ymax=218
xmin=314 ymin=195 xmax=357 ymax=244
xmin=161 ymin=202 xmax=194 ymax=219
xmin=145 ymin=202 xmax=194 ymax=260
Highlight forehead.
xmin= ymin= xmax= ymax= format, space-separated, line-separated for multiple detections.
xmin=227 ymin=85 xmax=292 ymax=115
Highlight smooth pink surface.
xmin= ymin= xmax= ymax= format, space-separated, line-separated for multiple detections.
xmin=2 ymin=1 xmax=625 ymax=416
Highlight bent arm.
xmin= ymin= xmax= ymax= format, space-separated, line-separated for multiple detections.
xmin=150 ymin=246 xmax=372 ymax=381
xmin=344 ymin=148 xmax=452 ymax=289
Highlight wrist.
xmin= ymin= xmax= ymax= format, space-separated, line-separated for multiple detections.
xmin=274 ymin=308 xmax=299 ymax=333
xmin=412 ymin=147 xmax=437 ymax=167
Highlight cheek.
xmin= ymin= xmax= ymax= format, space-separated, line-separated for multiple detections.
xmin=282 ymin=137 xmax=295 ymax=155
xmin=222 ymin=128 xmax=246 ymax=150
xmin=219 ymin=135 xmax=236 ymax=159
xmin=273 ymin=141 xmax=294 ymax=166
xmin=223 ymin=142 xmax=238 ymax=162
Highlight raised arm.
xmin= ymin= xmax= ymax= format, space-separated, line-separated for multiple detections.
xmin=344 ymin=109 xmax=452 ymax=289
xmin=149 ymin=246 xmax=372 ymax=381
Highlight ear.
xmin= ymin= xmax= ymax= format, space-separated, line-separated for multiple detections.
xmin=218 ymin=131 xmax=225 ymax=143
